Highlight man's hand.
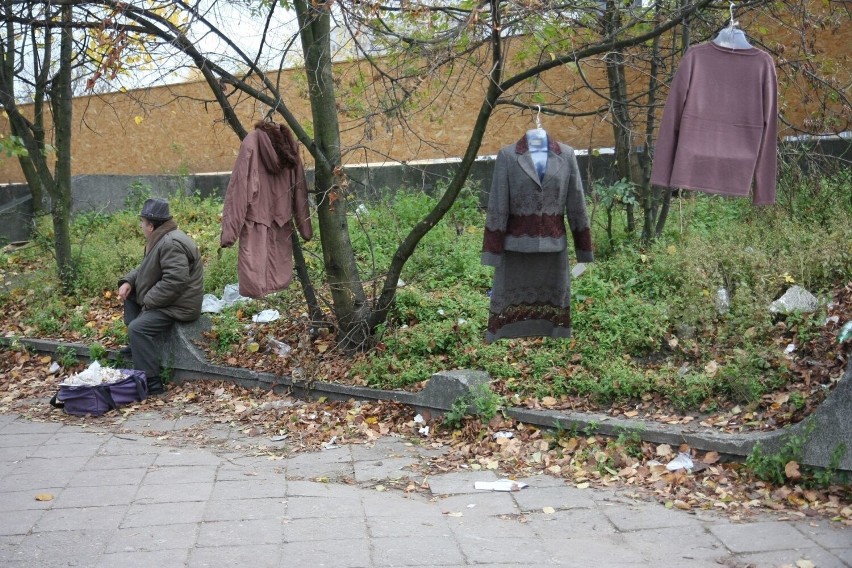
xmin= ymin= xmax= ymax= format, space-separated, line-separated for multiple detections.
xmin=118 ymin=282 xmax=132 ymax=302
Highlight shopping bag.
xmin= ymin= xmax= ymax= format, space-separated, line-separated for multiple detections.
xmin=50 ymin=369 xmax=147 ymax=416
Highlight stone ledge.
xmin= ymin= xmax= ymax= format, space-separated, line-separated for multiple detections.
xmin=5 ymin=317 xmax=850 ymax=472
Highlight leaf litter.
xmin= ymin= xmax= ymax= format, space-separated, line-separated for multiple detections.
xmin=1 ymin=347 xmax=850 ymax=526
xmin=0 ymin=284 xmax=850 ymax=525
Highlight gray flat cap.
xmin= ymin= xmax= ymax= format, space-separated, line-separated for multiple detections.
xmin=139 ymin=198 xmax=172 ymax=221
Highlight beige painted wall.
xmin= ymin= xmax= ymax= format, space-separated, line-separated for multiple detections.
xmin=1 ymin=13 xmax=848 ymax=185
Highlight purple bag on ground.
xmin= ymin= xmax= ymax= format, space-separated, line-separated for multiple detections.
xmin=50 ymin=369 xmax=148 ymax=416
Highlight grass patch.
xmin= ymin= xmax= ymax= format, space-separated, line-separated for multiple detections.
xmin=1 ymin=172 xmax=850 ymax=418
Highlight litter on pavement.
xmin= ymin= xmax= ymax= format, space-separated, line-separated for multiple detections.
xmin=474 ymin=480 xmax=529 ymax=492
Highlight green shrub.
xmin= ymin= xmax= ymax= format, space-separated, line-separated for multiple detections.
xmin=745 ymin=421 xmax=848 ymax=488
xmin=2 ymin=172 xmax=850 ymax=417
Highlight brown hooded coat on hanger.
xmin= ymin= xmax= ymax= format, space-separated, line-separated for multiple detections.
xmin=221 ymin=123 xmax=313 ymax=298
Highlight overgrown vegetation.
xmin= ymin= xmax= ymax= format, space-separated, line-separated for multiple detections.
xmin=442 ymin=383 xmax=505 ymax=429
xmin=1 ymin=169 xmax=850 ymax=422
xmin=745 ymin=421 xmax=849 ymax=488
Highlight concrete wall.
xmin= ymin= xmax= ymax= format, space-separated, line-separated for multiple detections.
xmin=1 ymin=137 xmax=849 ymax=245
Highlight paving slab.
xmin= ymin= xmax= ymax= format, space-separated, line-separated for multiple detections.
xmin=208 ymin=478 xmax=287 ymax=500
xmin=134 ymin=480 xmax=213 ymax=503
xmin=599 ymin=499 xmax=704 ymax=531
xmin=277 ymin=539 xmax=371 ymax=568
xmin=98 ymin=548 xmax=190 ymax=568
xmin=708 ymin=520 xmax=818 ymax=553
xmin=51 ymin=483 xmax=139 ymax=508
xmin=526 ymin=507 xmax=618 ymax=538
xmin=105 ymin=522 xmax=199 ymax=553
xmin=143 ymin=464 xmax=219 ymax=485
xmin=619 ymin=524 xmax=727 ymax=565
xmin=511 ymin=483 xmax=598 ymax=511
xmin=371 ymin=535 xmax=467 ymax=566
xmin=2 ymin=412 xmax=850 ymax=568
xmin=353 ymin=456 xmax=419 ymax=483
xmin=426 ymin=470 xmax=499 ymax=495
xmin=284 ymin=516 xmax=369 ymax=541
xmin=735 ymin=548 xmax=851 ymax=568
xmin=195 ymin=518 xmax=285 ymax=547
xmin=6 ymin=529 xmax=114 ymax=567
xmin=203 ymin=496 xmax=287 ymax=522
xmin=366 ymin=514 xmax=454 ymax=539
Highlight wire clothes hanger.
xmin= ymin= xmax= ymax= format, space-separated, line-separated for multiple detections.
xmin=527 ymin=105 xmax=547 ymax=148
xmin=713 ymin=1 xmax=752 ymax=50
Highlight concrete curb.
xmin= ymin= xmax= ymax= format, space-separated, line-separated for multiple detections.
xmin=5 ymin=318 xmax=851 ymax=472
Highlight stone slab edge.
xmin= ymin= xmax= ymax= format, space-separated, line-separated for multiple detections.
xmin=4 ymin=322 xmax=850 ymax=472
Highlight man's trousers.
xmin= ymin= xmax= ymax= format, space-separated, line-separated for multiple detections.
xmin=123 ymin=297 xmax=174 ymax=392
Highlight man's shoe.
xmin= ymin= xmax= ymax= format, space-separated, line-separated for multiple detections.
xmin=119 ymin=346 xmax=132 ymax=357
xmin=147 ymin=376 xmax=165 ymax=396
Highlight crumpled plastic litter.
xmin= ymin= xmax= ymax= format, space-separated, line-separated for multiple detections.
xmin=252 ymin=309 xmax=280 ymax=323
xmin=493 ymin=431 xmax=514 ymax=440
xmin=414 ymin=414 xmax=429 ymax=436
xmin=665 ymin=452 xmax=694 ymax=472
xmin=202 ymin=283 xmax=249 ymax=313
xmin=60 ymin=361 xmax=124 ymax=387
xmin=839 ymin=321 xmax=852 ymax=343
xmin=267 ymin=337 xmax=292 ymax=358
xmin=474 ymin=480 xmax=528 ymax=492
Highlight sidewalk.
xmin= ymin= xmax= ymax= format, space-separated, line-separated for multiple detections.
xmin=1 ymin=411 xmax=849 ymax=568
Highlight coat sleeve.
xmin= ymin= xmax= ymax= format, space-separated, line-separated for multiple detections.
xmin=142 ymin=237 xmax=191 ymax=310
xmin=649 ymin=49 xmax=695 ymax=189
xmin=119 ymin=268 xmax=138 ymax=289
xmin=291 ymin=152 xmax=313 ymax=241
xmin=752 ymin=56 xmax=778 ymax=205
xmin=564 ymin=148 xmax=594 ymax=263
xmin=220 ymin=136 xmax=255 ymax=248
xmin=481 ymin=148 xmax=510 ymax=267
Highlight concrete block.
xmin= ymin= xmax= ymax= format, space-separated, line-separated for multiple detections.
xmin=416 ymin=369 xmax=491 ymax=412
xmin=0 ymin=195 xmax=33 ymax=244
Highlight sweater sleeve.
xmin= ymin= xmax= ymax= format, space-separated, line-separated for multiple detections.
xmin=220 ymin=136 xmax=255 ymax=248
xmin=752 ymin=56 xmax=778 ymax=205
xmin=650 ymin=49 xmax=695 ymax=189
xmin=564 ymin=148 xmax=594 ymax=263
xmin=481 ymin=148 xmax=510 ymax=267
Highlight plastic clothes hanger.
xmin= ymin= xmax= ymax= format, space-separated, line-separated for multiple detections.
xmin=526 ymin=106 xmax=547 ymax=150
xmin=713 ymin=2 xmax=752 ymax=50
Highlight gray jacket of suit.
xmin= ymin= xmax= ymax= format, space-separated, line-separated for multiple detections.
xmin=482 ymin=134 xmax=594 ymax=267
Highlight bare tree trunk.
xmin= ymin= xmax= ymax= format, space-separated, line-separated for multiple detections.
xmin=603 ymin=1 xmax=640 ymax=235
xmin=2 ymin=0 xmax=47 ymax=214
xmin=642 ymin=1 xmax=667 ymax=242
xmin=290 ymin=228 xmax=324 ymax=326
xmin=50 ymin=4 xmax=75 ymax=293
xmin=295 ymin=0 xmax=369 ymax=348
xmin=0 ymin=2 xmax=76 ymax=292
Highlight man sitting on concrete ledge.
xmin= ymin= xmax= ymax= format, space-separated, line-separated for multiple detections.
xmin=117 ymin=198 xmax=204 ymax=395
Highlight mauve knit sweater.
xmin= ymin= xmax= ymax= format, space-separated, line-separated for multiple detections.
xmin=650 ymin=43 xmax=778 ymax=205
